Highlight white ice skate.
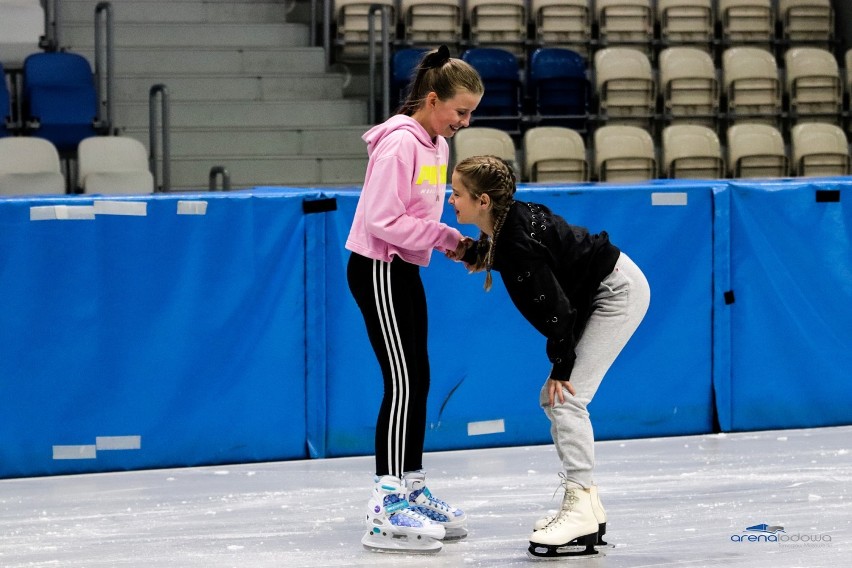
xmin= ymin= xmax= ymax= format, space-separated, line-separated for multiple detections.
xmin=361 ymin=475 xmax=445 ymax=554
xmin=528 ymin=485 xmax=600 ymax=559
xmin=404 ymin=471 xmax=468 ymax=540
xmin=534 ymin=483 xmax=611 ymax=548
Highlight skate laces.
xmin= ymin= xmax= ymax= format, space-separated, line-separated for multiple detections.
xmin=411 ymin=486 xmax=453 ymax=512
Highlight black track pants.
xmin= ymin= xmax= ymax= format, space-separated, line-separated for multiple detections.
xmin=347 ymin=252 xmax=429 ymax=478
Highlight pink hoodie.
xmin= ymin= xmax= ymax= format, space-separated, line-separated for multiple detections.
xmin=345 ymin=114 xmax=462 ymax=267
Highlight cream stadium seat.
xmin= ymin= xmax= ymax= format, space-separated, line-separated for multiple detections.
xmin=466 ymin=0 xmax=527 ymax=57
xmin=523 ymin=126 xmax=588 ymax=182
xmin=0 ymin=0 xmax=44 ymax=69
xmin=779 ymin=0 xmax=833 ymax=48
xmin=334 ymin=0 xmax=396 ymax=61
xmin=659 ymin=47 xmax=719 ymax=127
xmin=596 ymin=0 xmax=654 ymax=54
xmin=531 ymin=0 xmax=591 ymax=57
xmin=726 ymin=122 xmax=788 ymax=178
xmin=790 ymin=122 xmax=849 ymax=177
xmin=718 ymin=0 xmax=774 ymax=49
xmin=594 ymin=124 xmax=656 ymax=182
xmin=722 ymin=47 xmax=781 ymax=125
xmin=77 ymin=136 xmax=154 ymax=194
xmin=784 ymin=47 xmax=841 ymax=124
xmin=594 ymin=47 xmax=655 ymax=126
xmin=453 ymin=126 xmax=517 ymax=170
xmin=0 ymin=137 xmax=65 ymax=196
xmin=661 ymin=124 xmax=724 ymax=179
xmin=657 ymin=0 xmax=714 ymax=50
xmin=401 ymin=0 xmax=462 ymax=47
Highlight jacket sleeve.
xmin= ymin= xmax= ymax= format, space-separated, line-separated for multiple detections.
xmin=502 ymin=259 xmax=578 ymax=381
xmin=361 ymin=154 xmax=461 ymax=252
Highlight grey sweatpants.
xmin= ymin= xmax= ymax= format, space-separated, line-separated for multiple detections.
xmin=540 ymin=252 xmax=651 ymax=489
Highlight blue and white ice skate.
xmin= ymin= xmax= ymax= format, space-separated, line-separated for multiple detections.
xmin=361 ymin=475 xmax=445 ymax=554
xmin=404 ymin=471 xmax=469 ymax=540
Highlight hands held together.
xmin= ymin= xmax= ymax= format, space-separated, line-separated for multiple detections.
xmin=445 ymin=236 xmax=474 ymax=262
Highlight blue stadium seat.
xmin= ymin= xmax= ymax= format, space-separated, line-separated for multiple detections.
xmin=1 ymin=62 xmax=11 ymax=137
xmin=461 ymin=47 xmax=522 ymax=133
xmin=528 ymin=47 xmax=590 ymax=130
xmin=22 ymin=52 xmax=100 ymax=153
xmin=391 ymin=47 xmax=429 ymax=110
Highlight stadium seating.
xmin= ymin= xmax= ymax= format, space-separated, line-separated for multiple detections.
xmin=22 ymin=52 xmax=100 ymax=154
xmin=594 ymin=124 xmax=656 ymax=182
xmin=790 ymin=122 xmax=849 ymax=177
xmin=659 ymin=46 xmax=719 ymax=127
xmin=727 ymin=122 xmax=788 ymax=178
xmin=77 ymin=136 xmax=154 ymax=194
xmin=531 ymin=0 xmax=591 ymax=57
xmin=657 ymin=0 xmax=714 ymax=50
xmin=0 ymin=0 xmax=44 ymax=69
xmin=1 ymin=62 xmax=11 ymax=137
xmin=400 ymin=0 xmax=462 ymax=47
xmin=719 ymin=0 xmax=774 ymax=48
xmin=779 ymin=0 xmax=833 ymax=47
xmin=784 ymin=47 xmax=841 ymax=124
xmin=334 ymin=0 xmax=396 ymax=62
xmin=0 ymin=137 xmax=65 ymax=196
xmin=527 ymin=47 xmax=589 ymax=129
xmin=453 ymin=126 xmax=517 ymax=171
xmin=391 ymin=47 xmax=428 ymax=109
xmin=466 ymin=0 xmax=527 ymax=57
xmin=594 ymin=47 xmax=655 ymax=126
xmin=523 ymin=126 xmax=588 ymax=182
xmin=461 ymin=48 xmax=522 ymax=132
xmin=661 ymin=124 xmax=724 ymax=179
xmin=722 ymin=47 xmax=781 ymax=125
xmin=596 ymin=0 xmax=654 ymax=53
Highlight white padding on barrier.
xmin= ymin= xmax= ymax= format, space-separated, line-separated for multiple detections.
xmin=30 ymin=205 xmax=96 ymax=221
xmin=94 ymin=201 xmax=148 ymax=216
xmin=467 ymin=419 xmax=506 ymax=436
xmin=96 ymin=436 xmax=142 ymax=450
xmin=53 ymin=445 xmax=97 ymax=460
xmin=651 ymin=192 xmax=688 ymax=206
xmin=177 ymin=201 xmax=208 ymax=215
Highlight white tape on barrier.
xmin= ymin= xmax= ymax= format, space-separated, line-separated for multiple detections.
xmin=94 ymin=201 xmax=148 ymax=216
xmin=651 ymin=192 xmax=688 ymax=206
xmin=177 ymin=201 xmax=208 ymax=215
xmin=30 ymin=205 xmax=96 ymax=221
xmin=467 ymin=419 xmax=505 ymax=436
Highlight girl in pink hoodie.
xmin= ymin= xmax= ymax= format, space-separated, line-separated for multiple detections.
xmin=346 ymin=45 xmax=482 ymax=554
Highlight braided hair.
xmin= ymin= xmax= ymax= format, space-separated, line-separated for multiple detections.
xmin=397 ymin=45 xmax=484 ymax=116
xmin=453 ymin=155 xmax=517 ymax=291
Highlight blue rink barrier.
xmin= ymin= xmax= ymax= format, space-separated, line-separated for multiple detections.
xmin=0 ymin=179 xmax=850 ymax=478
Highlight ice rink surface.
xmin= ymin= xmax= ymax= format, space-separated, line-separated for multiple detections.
xmin=1 ymin=426 xmax=849 ymax=568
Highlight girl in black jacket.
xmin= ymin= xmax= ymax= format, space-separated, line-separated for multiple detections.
xmin=447 ymin=155 xmax=651 ymax=558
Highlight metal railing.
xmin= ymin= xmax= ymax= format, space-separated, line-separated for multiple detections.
xmin=42 ymin=0 xmax=60 ymax=50
xmin=209 ymin=166 xmax=232 ymax=191
xmin=148 ymin=84 xmax=171 ymax=192
xmin=94 ymin=1 xmax=115 ymax=133
xmin=367 ymin=4 xmax=391 ymax=123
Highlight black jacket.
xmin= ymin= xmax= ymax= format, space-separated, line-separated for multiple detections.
xmin=464 ymin=200 xmax=620 ymax=380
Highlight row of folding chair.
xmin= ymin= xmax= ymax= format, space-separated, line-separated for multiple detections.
xmin=0 ymin=136 xmax=154 ymax=197
xmin=452 ymin=122 xmax=850 ymax=183
xmin=1 ymin=51 xmax=104 ymax=153
xmin=395 ymin=44 xmax=852 ymax=136
xmin=334 ymin=0 xmax=835 ymax=61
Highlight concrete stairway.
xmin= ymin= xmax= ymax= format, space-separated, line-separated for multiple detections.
xmin=60 ymin=0 xmax=370 ymax=190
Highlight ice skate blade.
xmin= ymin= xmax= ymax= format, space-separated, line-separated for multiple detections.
xmin=527 ymin=543 xmax=601 ymax=560
xmin=441 ymin=526 xmax=469 ymax=542
xmin=361 ymin=531 xmax=443 ymax=554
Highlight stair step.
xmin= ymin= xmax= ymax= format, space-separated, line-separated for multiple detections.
xmin=61 ymin=22 xmax=308 ymax=49
xmin=115 ymin=99 xmax=368 ymax=128
xmin=73 ymin=46 xmax=327 ymax=74
xmin=164 ymin=155 xmax=367 ymax=190
xmin=112 ymin=73 xmax=346 ymax=102
xmin=121 ymin=125 xmax=369 ymax=157
xmin=58 ymin=0 xmax=293 ymax=24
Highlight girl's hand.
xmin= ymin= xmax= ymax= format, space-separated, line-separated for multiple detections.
xmin=446 ymin=237 xmax=473 ymax=261
xmin=547 ymin=378 xmax=576 ymax=406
